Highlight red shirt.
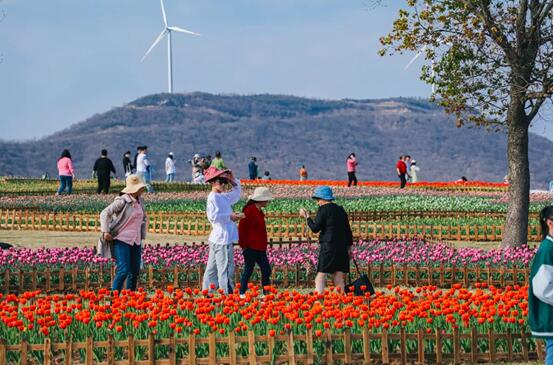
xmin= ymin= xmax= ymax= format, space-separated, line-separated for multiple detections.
xmin=238 ymin=204 xmax=268 ymax=251
xmin=396 ymin=160 xmax=407 ymax=174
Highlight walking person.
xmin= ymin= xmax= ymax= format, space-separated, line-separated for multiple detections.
xmin=409 ymin=160 xmax=420 ymax=183
xmin=248 ymin=157 xmax=258 ymax=180
xmin=210 ymin=151 xmax=227 ymax=170
xmin=396 ymin=155 xmax=407 ymax=189
xmin=99 ymin=174 xmax=147 ymax=292
xmin=299 ymin=165 xmax=308 ymax=181
xmin=202 ymin=167 xmax=243 ymax=294
xmin=165 ymin=152 xmax=176 ymax=182
xmin=93 ymin=149 xmax=116 ymax=194
xmin=238 ymin=187 xmax=273 ymax=297
xmin=299 ymin=186 xmax=353 ymax=293
xmin=136 ymin=146 xmax=154 ymax=193
xmin=529 ymin=205 xmax=553 ymax=365
xmin=56 ymin=149 xmax=74 ymax=195
xmin=123 ymin=151 xmax=133 ymax=177
xmin=404 ymin=155 xmax=412 ymax=182
xmin=346 ymin=153 xmax=358 ymax=187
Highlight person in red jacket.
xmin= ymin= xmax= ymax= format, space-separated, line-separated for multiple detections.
xmin=238 ymin=187 xmax=273 ymax=296
xmin=396 ymin=155 xmax=407 ymax=188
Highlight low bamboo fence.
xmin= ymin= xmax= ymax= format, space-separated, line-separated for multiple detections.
xmin=0 ymin=327 xmax=544 ymax=365
xmin=0 ymin=209 xmax=542 ymax=242
xmin=0 ymin=260 xmax=529 ymax=294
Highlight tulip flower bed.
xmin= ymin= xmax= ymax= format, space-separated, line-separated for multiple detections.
xmin=0 ymin=193 xmax=548 ymax=214
xmin=0 ymin=285 xmax=542 ymax=364
xmin=0 ymin=240 xmax=535 ymax=293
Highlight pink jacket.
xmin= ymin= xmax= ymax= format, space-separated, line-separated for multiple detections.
xmin=57 ymin=157 xmax=74 ymax=177
xmin=347 ymin=157 xmax=357 ymax=172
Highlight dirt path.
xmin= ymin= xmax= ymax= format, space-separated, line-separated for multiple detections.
xmin=0 ymin=230 xmax=207 ymax=249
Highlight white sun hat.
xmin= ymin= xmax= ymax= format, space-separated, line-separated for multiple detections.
xmin=248 ymin=187 xmax=273 ymax=202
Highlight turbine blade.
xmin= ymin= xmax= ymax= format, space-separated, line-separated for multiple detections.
xmin=160 ymin=0 xmax=168 ymax=26
xmin=141 ymin=29 xmax=168 ymax=62
xmin=168 ymin=26 xmax=200 ymax=36
xmin=404 ymin=45 xmax=427 ymax=70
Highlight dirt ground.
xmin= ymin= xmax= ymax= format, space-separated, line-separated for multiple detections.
xmin=0 ymin=230 xmax=537 ymax=250
xmin=0 ymin=230 xmax=207 ymax=249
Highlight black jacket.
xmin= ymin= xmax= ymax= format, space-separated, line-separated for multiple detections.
xmin=93 ymin=157 xmax=116 ymax=176
xmin=123 ymin=156 xmax=133 ymax=174
xmin=307 ymin=203 xmax=353 ymax=247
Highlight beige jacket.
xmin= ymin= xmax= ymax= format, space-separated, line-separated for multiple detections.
xmin=99 ymin=194 xmax=147 ymax=240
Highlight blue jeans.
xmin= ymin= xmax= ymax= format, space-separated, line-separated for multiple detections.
xmin=57 ymin=175 xmax=73 ymax=194
xmin=165 ymin=173 xmax=175 ymax=182
xmin=240 ymin=248 xmax=271 ymax=295
xmin=546 ymin=338 xmax=553 ymax=365
xmin=112 ymin=240 xmax=142 ymax=291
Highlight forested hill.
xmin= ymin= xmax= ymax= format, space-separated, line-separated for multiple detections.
xmin=1 ymin=92 xmax=552 ymax=187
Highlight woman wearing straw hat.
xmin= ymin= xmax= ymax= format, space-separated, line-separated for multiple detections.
xmin=202 ymin=166 xmax=243 ymax=295
xmin=238 ymin=187 xmax=273 ymax=297
xmin=100 ymin=174 xmax=148 ymax=292
xmin=299 ymin=186 xmax=353 ymax=294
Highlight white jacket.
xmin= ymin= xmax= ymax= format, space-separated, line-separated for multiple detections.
xmin=206 ymin=179 xmax=241 ymax=245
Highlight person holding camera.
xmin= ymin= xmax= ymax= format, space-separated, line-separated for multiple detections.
xmin=202 ymin=167 xmax=243 ymax=294
xmin=300 ymin=186 xmax=353 ymax=294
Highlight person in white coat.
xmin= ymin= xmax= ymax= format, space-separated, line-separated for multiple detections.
xmin=202 ymin=167 xmax=243 ymax=294
xmin=165 ymin=153 xmax=176 ymax=182
xmin=410 ymin=160 xmax=420 ymax=183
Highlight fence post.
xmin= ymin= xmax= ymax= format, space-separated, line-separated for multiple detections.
xmin=434 ymin=328 xmax=442 ymax=364
xmin=208 ymin=332 xmax=216 ymax=365
xmin=43 ymin=337 xmax=52 ymax=365
xmin=306 ymin=330 xmax=314 ymax=365
xmin=470 ymin=326 xmax=477 ymax=363
xmin=381 ymin=329 xmax=389 ymax=364
xmin=188 ymin=334 xmax=196 ymax=365
xmin=229 ymin=331 xmax=237 ymax=365
xmin=287 ymin=330 xmax=296 ymax=365
xmin=417 ymin=328 xmax=424 ymax=364
xmin=129 ymin=334 xmax=136 ymax=365
xmin=400 ymin=327 xmax=407 ymax=365
xmin=168 ymin=334 xmax=176 ymax=365
xmin=148 ymin=332 xmax=155 ymax=365
xmin=86 ymin=336 xmax=93 ymax=365
xmin=507 ymin=329 xmax=513 ymax=362
xmin=362 ymin=326 xmax=371 ymax=365
xmin=107 ymin=335 xmax=114 ymax=365
xmin=0 ymin=340 xmax=6 ymax=365
xmin=453 ymin=327 xmax=460 ymax=364
xmin=325 ymin=329 xmax=334 ymax=364
xmin=343 ymin=328 xmax=352 ymax=364
xmin=487 ymin=328 xmax=495 ymax=363
xmin=521 ymin=329 xmax=529 ymax=362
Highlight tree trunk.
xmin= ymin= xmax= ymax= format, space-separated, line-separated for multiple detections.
xmin=502 ymin=101 xmax=530 ymax=247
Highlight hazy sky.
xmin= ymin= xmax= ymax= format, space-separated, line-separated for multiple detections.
xmin=1 ymin=0 xmax=551 ymax=141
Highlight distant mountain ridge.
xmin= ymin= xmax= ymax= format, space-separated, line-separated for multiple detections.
xmin=2 ymin=92 xmax=552 ymax=188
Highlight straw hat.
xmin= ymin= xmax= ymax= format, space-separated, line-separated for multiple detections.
xmin=248 ymin=187 xmax=273 ymax=202
xmin=121 ymin=174 xmax=147 ymax=194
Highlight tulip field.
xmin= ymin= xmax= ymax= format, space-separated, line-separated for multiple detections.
xmin=0 ymin=178 xmax=550 ymax=364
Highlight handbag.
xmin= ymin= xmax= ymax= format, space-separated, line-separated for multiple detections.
xmin=345 ymin=257 xmax=375 ymax=296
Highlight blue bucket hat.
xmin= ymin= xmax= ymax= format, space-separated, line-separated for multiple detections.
xmin=312 ymin=186 xmax=335 ymax=201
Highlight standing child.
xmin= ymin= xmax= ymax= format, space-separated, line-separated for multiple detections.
xmin=165 ymin=152 xmax=176 ymax=182
xmin=238 ymin=187 xmax=273 ymax=297
xmin=529 ymin=205 xmax=553 ymax=365
xmin=202 ymin=167 xmax=243 ymax=294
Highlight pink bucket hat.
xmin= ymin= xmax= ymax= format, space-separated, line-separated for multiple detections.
xmin=204 ymin=166 xmax=229 ymax=183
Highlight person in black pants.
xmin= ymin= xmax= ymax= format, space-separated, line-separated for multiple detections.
xmin=122 ymin=151 xmax=133 ymax=177
xmin=93 ymin=149 xmax=116 ymax=194
xmin=396 ymin=155 xmax=407 ymax=189
xmin=346 ymin=153 xmax=358 ymax=187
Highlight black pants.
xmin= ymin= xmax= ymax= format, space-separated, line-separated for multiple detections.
xmin=240 ymin=248 xmax=271 ymax=294
xmin=97 ymin=174 xmax=111 ymax=194
xmin=399 ymin=174 xmax=407 ymax=189
xmin=347 ymin=172 xmax=357 ymax=187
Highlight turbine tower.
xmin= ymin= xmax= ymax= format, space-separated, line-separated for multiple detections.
xmin=141 ymin=0 xmax=200 ymax=93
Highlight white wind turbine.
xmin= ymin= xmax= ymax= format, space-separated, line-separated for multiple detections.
xmin=141 ymin=0 xmax=200 ymax=93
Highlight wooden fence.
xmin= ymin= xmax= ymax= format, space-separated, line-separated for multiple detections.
xmin=0 ymin=327 xmax=543 ymax=365
xmin=0 ymin=261 xmax=529 ymax=294
xmin=0 ymin=209 xmax=542 ymax=242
